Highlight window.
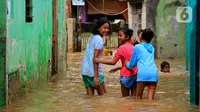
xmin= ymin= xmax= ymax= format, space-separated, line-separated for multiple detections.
xmin=25 ymin=0 xmax=33 ymax=22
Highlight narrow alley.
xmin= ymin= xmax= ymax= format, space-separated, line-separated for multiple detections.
xmin=0 ymin=51 xmax=198 ymax=112
xmin=0 ymin=0 xmax=200 ymax=111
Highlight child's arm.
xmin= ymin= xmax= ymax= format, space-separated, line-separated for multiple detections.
xmin=92 ymin=36 xmax=104 ymax=87
xmin=109 ymin=66 xmax=122 ymax=74
xmin=126 ymin=47 xmax=139 ymax=70
xmin=94 ymin=47 xmax=122 ymax=65
xmin=93 ymin=49 xmax=101 ymax=87
xmin=94 ymin=58 xmax=117 ymax=65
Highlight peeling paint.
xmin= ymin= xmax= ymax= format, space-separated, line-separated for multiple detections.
xmin=0 ymin=0 xmax=6 ymax=107
xmin=156 ymin=0 xmax=186 ymax=59
xmin=1 ymin=0 xmax=67 ymax=107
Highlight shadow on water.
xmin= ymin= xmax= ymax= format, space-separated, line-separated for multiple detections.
xmin=0 ymin=52 xmax=199 ymax=112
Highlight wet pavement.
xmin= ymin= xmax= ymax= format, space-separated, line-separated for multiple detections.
xmin=0 ymin=51 xmax=199 ymax=112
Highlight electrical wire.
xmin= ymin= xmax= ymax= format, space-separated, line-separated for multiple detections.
xmin=86 ymin=0 xmax=128 ymax=16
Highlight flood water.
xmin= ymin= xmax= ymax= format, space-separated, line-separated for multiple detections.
xmin=0 ymin=51 xmax=199 ymax=112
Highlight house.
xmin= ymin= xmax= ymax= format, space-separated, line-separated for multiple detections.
xmin=127 ymin=0 xmax=187 ymax=59
xmin=67 ymin=0 xmax=129 ymax=52
xmin=82 ymin=0 xmax=128 ymax=22
xmin=0 ymin=0 xmax=67 ymax=107
xmin=67 ymin=0 xmax=187 ymax=59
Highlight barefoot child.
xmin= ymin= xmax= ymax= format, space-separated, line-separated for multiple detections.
xmin=94 ymin=26 xmax=137 ymax=97
xmin=81 ymin=17 xmax=111 ymax=95
xmin=126 ymin=29 xmax=158 ymax=100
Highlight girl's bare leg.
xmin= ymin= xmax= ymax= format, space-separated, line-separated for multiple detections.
xmin=136 ymin=82 xmax=146 ymax=99
xmin=97 ymin=82 xmax=106 ymax=95
xmin=131 ymin=85 xmax=137 ymax=96
xmin=121 ymin=84 xmax=130 ymax=97
xmin=147 ymin=82 xmax=157 ymax=100
xmin=86 ymin=86 xmax=94 ymax=96
xmin=103 ymin=82 xmax=107 ymax=94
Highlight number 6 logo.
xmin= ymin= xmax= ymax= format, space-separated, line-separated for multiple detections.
xmin=176 ymin=6 xmax=192 ymax=23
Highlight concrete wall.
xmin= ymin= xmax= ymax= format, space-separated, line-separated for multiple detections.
xmin=6 ymin=0 xmax=53 ymax=103
xmin=0 ymin=0 xmax=6 ymax=107
xmin=128 ymin=2 xmax=142 ymax=38
xmin=57 ymin=0 xmax=67 ymax=73
xmin=145 ymin=0 xmax=160 ymax=57
xmin=4 ymin=0 xmax=67 ymax=106
xmin=128 ymin=0 xmax=186 ymax=59
xmin=155 ymin=0 xmax=186 ymax=59
xmin=67 ymin=18 xmax=76 ymax=52
xmin=141 ymin=0 xmax=147 ymax=29
xmin=128 ymin=2 xmax=133 ymax=29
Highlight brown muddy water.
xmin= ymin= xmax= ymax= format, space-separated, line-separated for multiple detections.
xmin=0 ymin=51 xmax=199 ymax=112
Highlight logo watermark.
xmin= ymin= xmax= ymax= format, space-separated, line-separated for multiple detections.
xmin=176 ymin=6 xmax=192 ymax=23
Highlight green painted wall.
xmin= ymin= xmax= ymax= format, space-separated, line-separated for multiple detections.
xmin=5 ymin=0 xmax=67 ymax=106
xmin=57 ymin=0 xmax=67 ymax=73
xmin=0 ymin=0 xmax=6 ymax=107
xmin=156 ymin=0 xmax=186 ymax=59
xmin=7 ymin=0 xmax=53 ymax=85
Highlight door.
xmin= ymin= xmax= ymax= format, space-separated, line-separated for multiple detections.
xmin=52 ymin=0 xmax=58 ymax=75
xmin=196 ymin=0 xmax=200 ymax=106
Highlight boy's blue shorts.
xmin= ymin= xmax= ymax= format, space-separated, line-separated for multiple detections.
xmin=120 ymin=75 xmax=137 ymax=89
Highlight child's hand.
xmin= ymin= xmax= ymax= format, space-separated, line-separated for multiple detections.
xmin=93 ymin=57 xmax=101 ymax=63
xmin=109 ymin=66 xmax=121 ymax=74
xmin=109 ymin=69 xmax=118 ymax=74
xmin=94 ymin=76 xmax=100 ymax=87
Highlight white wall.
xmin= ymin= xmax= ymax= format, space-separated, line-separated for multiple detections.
xmin=141 ymin=0 xmax=147 ymax=29
xmin=67 ymin=18 xmax=76 ymax=52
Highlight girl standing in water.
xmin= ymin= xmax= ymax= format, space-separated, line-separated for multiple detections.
xmin=126 ymin=29 xmax=158 ymax=100
xmin=94 ymin=26 xmax=137 ymax=97
xmin=81 ymin=17 xmax=111 ymax=95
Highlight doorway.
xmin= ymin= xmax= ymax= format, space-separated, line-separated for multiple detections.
xmin=52 ymin=0 xmax=58 ymax=75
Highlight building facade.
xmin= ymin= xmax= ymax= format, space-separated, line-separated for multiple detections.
xmin=0 ymin=0 xmax=67 ymax=107
xmin=128 ymin=0 xmax=186 ymax=59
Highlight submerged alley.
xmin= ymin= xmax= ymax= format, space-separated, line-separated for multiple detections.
xmin=0 ymin=51 xmax=199 ymax=112
xmin=0 ymin=0 xmax=200 ymax=111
